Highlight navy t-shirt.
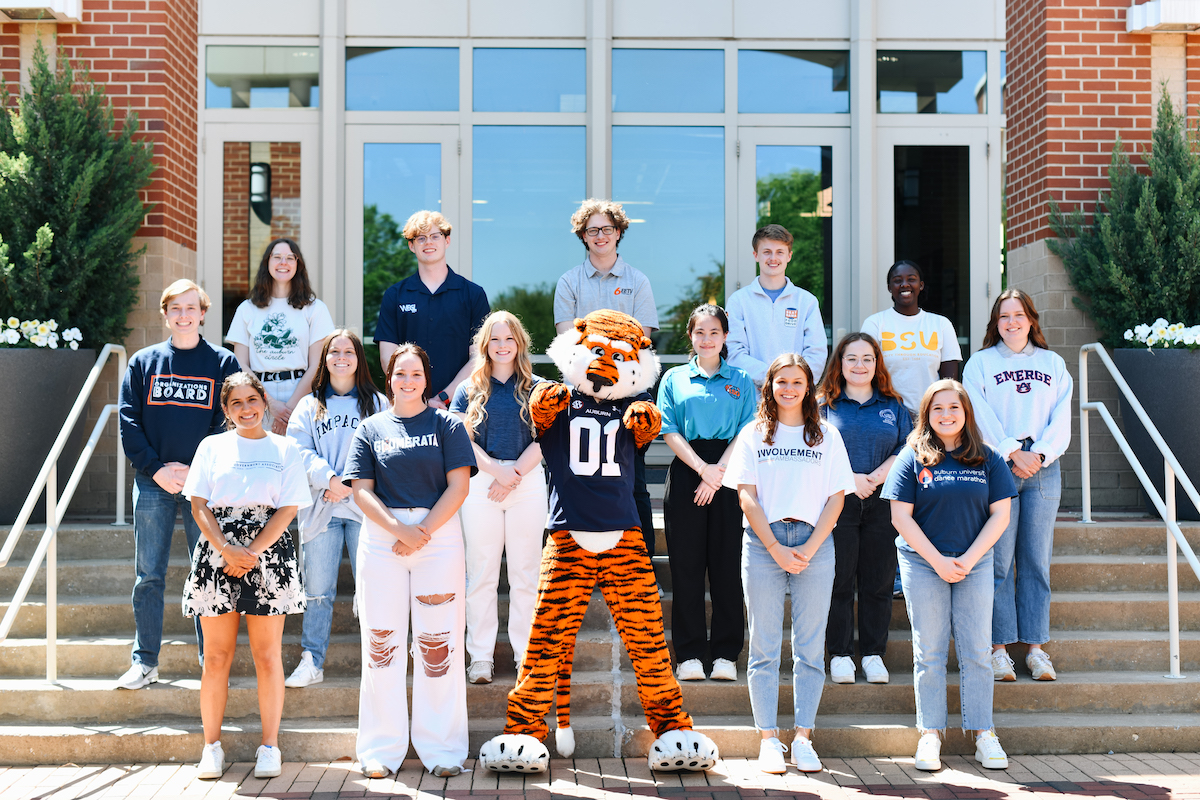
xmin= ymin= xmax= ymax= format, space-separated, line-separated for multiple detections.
xmin=881 ymin=444 xmax=1017 ymax=555
xmin=541 ymin=389 xmax=642 ymax=532
xmin=450 ymin=374 xmax=543 ymax=461
xmin=820 ymin=390 xmax=913 ymax=474
xmin=373 ymin=268 xmax=490 ymax=397
xmin=343 ymin=407 xmax=477 ymax=509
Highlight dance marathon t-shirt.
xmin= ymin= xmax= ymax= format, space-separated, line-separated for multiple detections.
xmin=225 ymin=297 xmax=336 ymax=373
xmin=343 ymin=407 xmax=477 ymax=510
xmin=723 ymin=420 xmax=856 ymax=527
xmin=183 ymin=431 xmax=312 ymax=510
xmin=861 ymin=308 xmax=962 ymax=413
xmin=881 ymin=445 xmax=1017 ymax=555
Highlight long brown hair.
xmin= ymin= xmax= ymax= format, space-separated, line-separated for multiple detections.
xmin=310 ymin=329 xmax=382 ymax=422
xmin=464 ymin=311 xmax=536 ymax=438
xmin=907 ymin=379 xmax=987 ymax=467
xmin=981 ymin=288 xmax=1049 ymax=350
xmin=819 ymin=332 xmax=903 ymax=406
xmin=220 ymin=371 xmax=270 ymax=432
xmin=385 ymin=344 xmax=433 ymax=404
xmin=755 ymin=353 xmax=823 ymax=447
xmin=249 ymin=237 xmax=316 ymax=309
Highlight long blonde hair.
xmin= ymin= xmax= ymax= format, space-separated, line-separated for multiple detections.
xmin=464 ymin=311 xmax=536 ymax=438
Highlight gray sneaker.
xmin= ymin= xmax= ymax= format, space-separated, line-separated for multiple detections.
xmin=1026 ymin=649 xmax=1057 ymax=681
xmin=991 ymin=649 xmax=1016 ymax=682
xmin=116 ymin=662 xmax=158 ymax=690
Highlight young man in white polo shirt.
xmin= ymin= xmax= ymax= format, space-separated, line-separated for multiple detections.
xmin=727 ymin=224 xmax=827 ymax=385
xmin=553 ymin=198 xmax=659 ymax=554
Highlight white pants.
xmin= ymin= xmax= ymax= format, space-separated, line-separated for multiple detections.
xmin=356 ymin=508 xmax=467 ymax=772
xmin=460 ymin=463 xmax=547 ymax=667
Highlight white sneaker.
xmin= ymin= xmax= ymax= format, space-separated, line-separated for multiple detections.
xmin=974 ymin=730 xmax=1009 ymax=769
xmin=468 ymin=660 xmax=494 ymax=684
xmin=196 ymin=741 xmax=225 ymax=780
xmin=255 ymin=744 xmax=282 ymax=779
xmin=992 ymin=649 xmax=1017 ymax=682
xmin=829 ymin=655 xmax=855 ymax=684
xmin=284 ymin=651 xmax=324 ymax=688
xmin=116 ymin=662 xmax=158 ymax=690
xmin=709 ymin=658 xmax=737 ymax=681
xmin=676 ymin=658 xmax=705 ymax=681
xmin=914 ymin=732 xmax=941 ymax=771
xmin=790 ymin=735 xmax=822 ymax=772
xmin=758 ymin=737 xmax=788 ymax=774
xmin=862 ymin=655 xmax=889 ymax=684
xmin=361 ymin=760 xmax=389 ymax=779
xmin=432 ymin=764 xmax=462 ymax=777
xmin=1026 ymin=649 xmax=1057 ymax=681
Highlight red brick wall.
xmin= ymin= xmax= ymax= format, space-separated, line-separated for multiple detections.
xmin=0 ymin=23 xmax=19 ymax=92
xmin=1189 ymin=36 xmax=1200 ymax=122
xmin=1006 ymin=0 xmax=1153 ymax=250
xmin=269 ymin=141 xmax=302 ymax=242
xmin=222 ymin=141 xmax=250 ymax=297
xmin=57 ymin=0 xmax=197 ymax=249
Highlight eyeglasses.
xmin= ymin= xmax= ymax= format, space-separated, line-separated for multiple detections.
xmin=584 ymin=225 xmax=617 ymax=237
xmin=842 ymin=356 xmax=876 ymax=367
xmin=412 ymin=232 xmax=445 ymax=245
xmin=270 ymin=254 xmax=298 ymax=265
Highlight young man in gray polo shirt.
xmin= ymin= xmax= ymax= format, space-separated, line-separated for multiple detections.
xmin=553 ymin=198 xmax=659 ymax=554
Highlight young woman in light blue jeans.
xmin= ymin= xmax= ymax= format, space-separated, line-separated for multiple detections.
xmin=882 ymin=379 xmax=1017 ymax=772
xmin=723 ymin=354 xmax=856 ymax=775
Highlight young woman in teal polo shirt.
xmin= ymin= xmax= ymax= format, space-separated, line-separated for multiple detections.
xmin=659 ymin=304 xmax=757 ymax=682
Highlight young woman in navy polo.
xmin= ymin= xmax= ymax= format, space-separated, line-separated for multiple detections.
xmin=658 ymin=304 xmax=756 ymax=683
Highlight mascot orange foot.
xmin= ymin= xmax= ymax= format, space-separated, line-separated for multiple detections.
xmin=478 ymin=310 xmax=718 ymax=774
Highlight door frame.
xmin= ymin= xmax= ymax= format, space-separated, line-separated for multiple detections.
xmin=735 ymin=126 xmax=852 ymax=344
xmin=344 ymin=124 xmax=462 ymax=337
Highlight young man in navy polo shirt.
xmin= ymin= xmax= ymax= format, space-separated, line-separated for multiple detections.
xmin=376 ymin=211 xmax=490 ymax=409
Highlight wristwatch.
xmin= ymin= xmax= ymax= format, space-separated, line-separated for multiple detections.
xmin=437 ymin=390 xmax=450 ymax=404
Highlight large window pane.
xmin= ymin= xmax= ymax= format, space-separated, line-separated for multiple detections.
xmin=346 ymin=47 xmax=459 ymax=111
xmin=206 ymin=46 xmax=319 ymax=108
xmin=473 ymin=126 xmax=586 ymax=353
xmin=738 ymin=50 xmax=849 ymax=113
xmin=756 ymin=145 xmax=832 ymax=339
xmin=612 ymin=49 xmax=723 ymax=112
xmin=877 ymin=51 xmax=987 ymax=114
xmin=612 ymin=127 xmax=724 ymax=354
xmin=473 ymin=49 xmax=586 ymax=112
xmin=362 ymin=143 xmax=441 ymax=338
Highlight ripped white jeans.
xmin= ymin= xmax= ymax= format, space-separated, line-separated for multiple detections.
xmin=356 ymin=507 xmax=467 ymax=772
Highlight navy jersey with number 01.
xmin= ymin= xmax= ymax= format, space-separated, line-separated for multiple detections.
xmin=541 ymin=389 xmax=642 ymax=533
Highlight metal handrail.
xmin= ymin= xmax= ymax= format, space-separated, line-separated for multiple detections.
xmin=1079 ymin=342 xmax=1200 ymax=679
xmin=0 ymin=343 xmax=128 ymax=682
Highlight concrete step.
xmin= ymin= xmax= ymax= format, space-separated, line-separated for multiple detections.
xmin=2 ymin=709 xmax=1199 ymax=765
xmin=1051 ymin=521 xmax=1200 ymax=555
xmin=1050 ymin=555 xmax=1200 ymax=592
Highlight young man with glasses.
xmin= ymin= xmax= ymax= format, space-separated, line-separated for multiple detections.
xmin=376 ymin=210 xmax=490 ymax=409
xmin=553 ymin=199 xmax=659 ymax=554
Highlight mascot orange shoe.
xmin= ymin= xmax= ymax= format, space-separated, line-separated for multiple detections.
xmin=478 ymin=310 xmax=719 ymax=775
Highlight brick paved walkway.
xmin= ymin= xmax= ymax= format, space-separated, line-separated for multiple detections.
xmin=2 ymin=753 xmax=1199 ymax=799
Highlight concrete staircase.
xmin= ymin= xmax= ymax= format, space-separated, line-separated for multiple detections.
xmin=1 ymin=516 xmax=1198 ymax=765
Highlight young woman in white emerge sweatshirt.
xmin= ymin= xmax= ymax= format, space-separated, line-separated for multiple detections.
xmin=284 ymin=329 xmax=386 ymax=689
xmin=962 ymin=289 xmax=1072 ymax=682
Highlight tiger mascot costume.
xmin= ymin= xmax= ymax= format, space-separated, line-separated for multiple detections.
xmin=478 ymin=309 xmax=719 ymax=774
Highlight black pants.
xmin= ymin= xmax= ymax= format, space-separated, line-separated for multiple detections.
xmin=825 ymin=492 xmax=898 ymax=657
xmin=634 ymin=445 xmax=655 ymax=555
xmin=662 ymin=438 xmax=745 ymax=664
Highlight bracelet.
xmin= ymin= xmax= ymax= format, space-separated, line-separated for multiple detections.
xmin=766 ymin=539 xmax=779 ymax=549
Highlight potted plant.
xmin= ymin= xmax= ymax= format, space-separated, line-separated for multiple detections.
xmin=0 ymin=41 xmax=154 ymax=523
xmin=1048 ymin=91 xmax=1200 ymax=517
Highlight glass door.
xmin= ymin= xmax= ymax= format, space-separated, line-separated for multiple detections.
xmin=344 ymin=125 xmax=460 ymax=340
xmin=875 ymin=127 xmax=993 ymax=353
xmin=736 ymin=128 xmax=851 ymax=346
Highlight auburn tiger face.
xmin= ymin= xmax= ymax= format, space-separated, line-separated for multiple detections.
xmin=545 ymin=309 xmax=661 ymax=401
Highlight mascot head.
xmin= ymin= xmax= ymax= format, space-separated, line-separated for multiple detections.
xmin=546 ymin=309 xmax=661 ymax=401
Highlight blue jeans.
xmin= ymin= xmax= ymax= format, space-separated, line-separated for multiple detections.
xmin=132 ymin=471 xmax=203 ymax=668
xmin=992 ymin=460 xmax=1061 ymax=645
xmin=741 ymin=521 xmax=835 ymax=732
xmin=300 ymin=517 xmax=361 ymax=668
xmin=899 ymin=547 xmax=994 ymax=732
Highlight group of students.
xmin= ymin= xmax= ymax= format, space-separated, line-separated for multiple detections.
xmin=115 ymin=200 xmax=1072 ymax=782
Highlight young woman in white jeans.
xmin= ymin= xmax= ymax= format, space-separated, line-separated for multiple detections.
xmin=882 ymin=380 xmax=1017 ymax=772
xmin=450 ymin=311 xmax=546 ymax=685
xmin=343 ymin=344 xmax=476 ymax=779
xmin=723 ymin=353 xmax=855 ymax=775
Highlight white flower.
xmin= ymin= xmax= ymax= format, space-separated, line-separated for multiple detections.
xmin=45 ymin=319 xmax=57 ymax=331
xmin=2 ymin=329 xmax=18 ymax=345
xmin=68 ymin=341 xmax=77 ymax=350
xmin=30 ymin=334 xmax=46 ymax=347
xmin=64 ymin=327 xmax=81 ymax=342
xmin=35 ymin=323 xmax=49 ymax=336
xmin=5 ymin=317 xmax=16 ymax=328
xmin=1124 ymin=329 xmax=1134 ymax=341
xmin=1184 ymin=335 xmax=1196 ymax=346
xmin=47 ymin=338 xmax=57 ymax=349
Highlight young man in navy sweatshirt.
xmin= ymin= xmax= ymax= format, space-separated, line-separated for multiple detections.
xmin=116 ymin=280 xmax=240 ymax=689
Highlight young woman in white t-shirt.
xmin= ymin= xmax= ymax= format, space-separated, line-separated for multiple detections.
xmin=227 ymin=238 xmax=335 ymax=435
xmin=182 ymin=372 xmax=312 ymax=782
xmin=724 ymin=353 xmax=856 ymax=775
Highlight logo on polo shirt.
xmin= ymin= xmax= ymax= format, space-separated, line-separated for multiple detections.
xmin=918 ymin=467 xmax=933 ymax=488
xmin=879 ymin=409 xmax=897 ymax=426
xmin=613 ymin=288 xmax=632 ymax=296
xmin=784 ymin=308 xmax=798 ymax=327
xmin=725 ymin=384 xmax=741 ymax=399
xmin=398 ymin=303 xmax=418 ymax=313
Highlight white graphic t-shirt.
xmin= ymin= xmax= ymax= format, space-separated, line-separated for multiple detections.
xmin=226 ymin=296 xmax=336 ymax=374
xmin=723 ymin=419 xmax=856 ymax=527
xmin=861 ymin=308 xmax=962 ymax=413
xmin=183 ymin=430 xmax=312 ymax=510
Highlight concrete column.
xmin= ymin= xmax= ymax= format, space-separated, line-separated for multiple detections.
xmin=849 ymin=0 xmax=876 ymax=327
xmin=1150 ymin=32 xmax=1188 ymax=112
xmin=585 ymin=0 xmax=612 ymax=199
xmin=319 ymin=0 xmax=346 ymax=321
xmin=18 ymin=22 xmax=56 ymax=93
